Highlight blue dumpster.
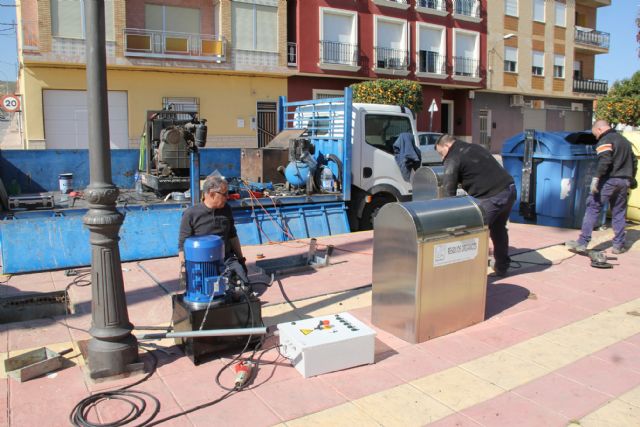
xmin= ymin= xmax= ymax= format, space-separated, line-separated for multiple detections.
xmin=502 ymin=130 xmax=597 ymax=229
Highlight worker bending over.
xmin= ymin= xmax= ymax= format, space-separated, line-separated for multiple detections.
xmin=435 ymin=135 xmax=516 ymax=277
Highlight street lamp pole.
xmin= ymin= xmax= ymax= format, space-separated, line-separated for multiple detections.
xmin=83 ymin=0 xmax=140 ymax=379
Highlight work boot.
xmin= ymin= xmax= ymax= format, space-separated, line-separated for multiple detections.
xmin=611 ymin=246 xmax=627 ymax=255
xmin=565 ymin=240 xmax=587 ymax=253
xmin=489 ymin=259 xmax=508 ymax=277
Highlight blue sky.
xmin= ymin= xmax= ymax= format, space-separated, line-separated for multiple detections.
xmin=0 ymin=1 xmax=637 ymax=86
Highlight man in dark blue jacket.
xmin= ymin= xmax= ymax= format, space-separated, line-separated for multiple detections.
xmin=436 ymin=135 xmax=516 ymax=276
xmin=566 ymin=120 xmax=638 ymax=254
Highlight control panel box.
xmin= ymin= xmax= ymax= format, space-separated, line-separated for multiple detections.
xmin=277 ymin=312 xmax=376 ymax=378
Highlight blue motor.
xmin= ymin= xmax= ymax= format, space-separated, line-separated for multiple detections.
xmin=184 ymin=235 xmax=226 ymax=305
xmin=284 ymin=137 xmax=316 ymax=191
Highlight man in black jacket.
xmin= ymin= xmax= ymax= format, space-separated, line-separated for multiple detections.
xmin=178 ymin=175 xmax=247 ymax=281
xmin=436 ymin=135 xmax=516 ymax=276
xmin=566 ymin=120 xmax=638 ymax=254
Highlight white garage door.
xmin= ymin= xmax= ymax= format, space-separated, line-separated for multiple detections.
xmin=43 ymin=90 xmax=129 ymax=149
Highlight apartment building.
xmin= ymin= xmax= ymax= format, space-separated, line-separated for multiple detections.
xmin=474 ymin=0 xmax=610 ymax=153
xmin=16 ymin=0 xmax=291 ymax=149
xmin=287 ymin=0 xmax=487 ymax=140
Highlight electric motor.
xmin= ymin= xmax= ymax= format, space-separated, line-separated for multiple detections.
xmin=184 ymin=235 xmax=226 ymax=306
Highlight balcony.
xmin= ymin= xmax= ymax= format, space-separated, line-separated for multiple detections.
xmin=453 ymin=0 xmax=481 ymax=20
xmin=374 ymin=47 xmax=408 ymax=74
xmin=124 ymin=28 xmax=226 ymax=62
xmin=417 ymin=51 xmax=447 ymax=77
xmin=416 ymin=0 xmax=448 ymax=15
xmin=287 ymin=42 xmax=297 ymax=67
xmin=575 ymin=27 xmax=610 ymax=52
xmin=573 ymin=78 xmax=608 ymax=95
xmin=453 ymin=56 xmax=480 ymax=79
xmin=372 ymin=0 xmax=411 ymax=10
xmin=319 ymin=40 xmax=360 ymax=71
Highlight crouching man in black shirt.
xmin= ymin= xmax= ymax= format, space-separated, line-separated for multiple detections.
xmin=178 ymin=175 xmax=247 ymax=282
xmin=435 ymin=135 xmax=516 ymax=277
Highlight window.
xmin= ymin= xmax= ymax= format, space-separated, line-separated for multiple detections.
xmin=532 ymin=51 xmax=544 ymax=76
xmin=554 ymin=1 xmax=566 ymax=27
xmin=573 ymin=60 xmax=582 ymax=79
xmin=375 ymin=16 xmax=407 ymax=69
xmin=364 ymin=114 xmax=413 ymax=155
xmin=533 ymin=0 xmax=545 ymax=22
xmin=320 ymin=8 xmax=358 ymax=65
xmin=418 ymin=24 xmax=445 ymax=74
xmin=454 ymin=30 xmax=479 ymax=77
xmin=505 ymin=0 xmax=518 ymax=17
xmin=504 ymin=46 xmax=517 ymax=72
xmin=146 ymin=5 xmax=200 ymax=53
xmin=51 ymin=0 xmax=115 ymax=41
xmin=232 ymin=2 xmax=277 ymax=52
xmin=554 ymin=55 xmax=565 ymax=78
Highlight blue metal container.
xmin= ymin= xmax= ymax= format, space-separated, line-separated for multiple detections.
xmin=184 ymin=235 xmax=226 ymax=305
xmin=502 ymin=131 xmax=597 ymax=228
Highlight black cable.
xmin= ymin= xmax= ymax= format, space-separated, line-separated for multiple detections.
xmin=69 ymin=348 xmax=160 ymax=427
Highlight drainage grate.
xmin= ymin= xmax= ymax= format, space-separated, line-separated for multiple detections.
xmin=0 ymin=291 xmax=70 ymax=324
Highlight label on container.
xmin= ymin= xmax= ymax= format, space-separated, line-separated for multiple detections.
xmin=433 ymin=238 xmax=479 ymax=267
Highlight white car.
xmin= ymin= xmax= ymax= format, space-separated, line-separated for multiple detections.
xmin=417 ymin=131 xmax=443 ymax=165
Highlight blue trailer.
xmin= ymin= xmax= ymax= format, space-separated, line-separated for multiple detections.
xmin=0 ymin=94 xmax=354 ymax=273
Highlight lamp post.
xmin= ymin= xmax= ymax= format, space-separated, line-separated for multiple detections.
xmin=83 ymin=0 xmax=141 ymax=379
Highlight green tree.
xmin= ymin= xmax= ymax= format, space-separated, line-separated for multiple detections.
xmin=350 ymin=79 xmax=423 ymax=116
xmin=595 ymin=71 xmax=640 ymax=126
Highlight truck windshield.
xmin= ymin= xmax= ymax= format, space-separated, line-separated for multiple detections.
xmin=364 ymin=114 xmax=413 ymax=155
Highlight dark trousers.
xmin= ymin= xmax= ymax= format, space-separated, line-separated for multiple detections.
xmin=478 ymin=184 xmax=517 ymax=271
xmin=578 ymin=177 xmax=630 ymax=249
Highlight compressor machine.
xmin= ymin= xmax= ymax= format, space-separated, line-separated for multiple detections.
xmin=171 ymin=235 xmax=264 ymax=365
xmin=139 ymin=110 xmax=208 ymax=194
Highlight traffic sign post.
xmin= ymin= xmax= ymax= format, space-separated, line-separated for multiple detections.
xmin=428 ymin=98 xmax=438 ymax=132
xmin=1 ymin=95 xmax=21 ymax=113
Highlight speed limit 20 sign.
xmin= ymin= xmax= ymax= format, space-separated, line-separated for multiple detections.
xmin=1 ymin=95 xmax=21 ymax=113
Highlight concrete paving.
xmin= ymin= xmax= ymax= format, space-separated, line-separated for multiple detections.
xmin=1 ymin=220 xmax=639 ymax=426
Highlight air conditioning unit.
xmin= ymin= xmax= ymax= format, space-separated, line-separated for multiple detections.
xmin=531 ymin=100 xmax=546 ymax=110
xmin=509 ymin=94 xmax=525 ymax=107
xmin=571 ymin=102 xmax=584 ymax=112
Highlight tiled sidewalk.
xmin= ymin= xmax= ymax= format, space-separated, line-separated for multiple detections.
xmin=1 ymin=222 xmax=639 ymax=426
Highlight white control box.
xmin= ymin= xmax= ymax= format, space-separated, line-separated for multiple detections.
xmin=277 ymin=312 xmax=376 ymax=378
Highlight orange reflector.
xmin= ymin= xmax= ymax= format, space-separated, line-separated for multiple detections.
xmin=365 ymin=195 xmax=372 ymax=203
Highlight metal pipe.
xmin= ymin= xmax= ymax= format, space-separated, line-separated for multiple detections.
xmin=137 ymin=327 xmax=268 ymax=341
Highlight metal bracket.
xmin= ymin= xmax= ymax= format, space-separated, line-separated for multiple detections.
xmin=519 ymin=129 xmax=537 ymax=220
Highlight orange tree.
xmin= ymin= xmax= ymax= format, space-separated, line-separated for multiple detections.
xmin=350 ymin=79 xmax=423 ymax=116
xmin=595 ymin=71 xmax=640 ymax=126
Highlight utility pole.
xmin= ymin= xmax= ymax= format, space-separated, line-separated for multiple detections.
xmin=83 ymin=0 xmax=140 ymax=379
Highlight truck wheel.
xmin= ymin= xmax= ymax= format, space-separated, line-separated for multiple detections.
xmin=359 ymin=195 xmax=394 ymax=231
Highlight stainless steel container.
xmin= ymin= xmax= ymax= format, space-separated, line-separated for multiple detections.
xmin=372 ymin=196 xmax=488 ymax=344
xmin=412 ymin=166 xmax=445 ymax=201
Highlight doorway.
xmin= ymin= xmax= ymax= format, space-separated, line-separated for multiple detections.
xmin=257 ymin=102 xmax=277 ymax=148
xmin=440 ymin=100 xmax=453 ymax=134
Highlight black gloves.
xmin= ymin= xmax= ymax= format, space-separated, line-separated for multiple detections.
xmin=224 ymin=256 xmax=249 ymax=284
xmin=631 ymin=178 xmax=638 ymax=190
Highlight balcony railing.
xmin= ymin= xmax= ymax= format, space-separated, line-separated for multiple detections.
xmin=417 ymin=0 xmax=447 ymax=12
xmin=453 ymin=0 xmax=481 ymax=18
xmin=287 ymin=42 xmax=297 ymax=66
xmin=124 ymin=28 xmax=226 ymax=62
xmin=319 ymin=40 xmax=359 ymax=66
xmin=575 ymin=27 xmax=610 ymax=50
xmin=573 ymin=78 xmax=608 ymax=95
xmin=454 ymin=56 xmax=479 ymax=78
xmin=374 ymin=47 xmax=408 ymax=70
xmin=418 ymin=51 xmax=446 ymax=74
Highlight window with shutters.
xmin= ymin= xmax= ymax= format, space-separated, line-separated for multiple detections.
xmin=504 ymin=47 xmax=517 ymax=73
xmin=555 ymin=1 xmax=566 ymax=27
xmin=533 ymin=0 xmax=545 ymax=22
xmin=554 ymin=55 xmax=565 ymax=78
xmin=232 ymin=1 xmax=278 ymax=52
xmin=532 ymin=51 xmax=544 ymax=76
xmin=51 ymin=0 xmax=115 ymax=41
xmin=504 ymin=0 xmax=518 ymax=17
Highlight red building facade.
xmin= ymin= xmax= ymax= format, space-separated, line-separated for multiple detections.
xmin=287 ymin=0 xmax=487 ymax=139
